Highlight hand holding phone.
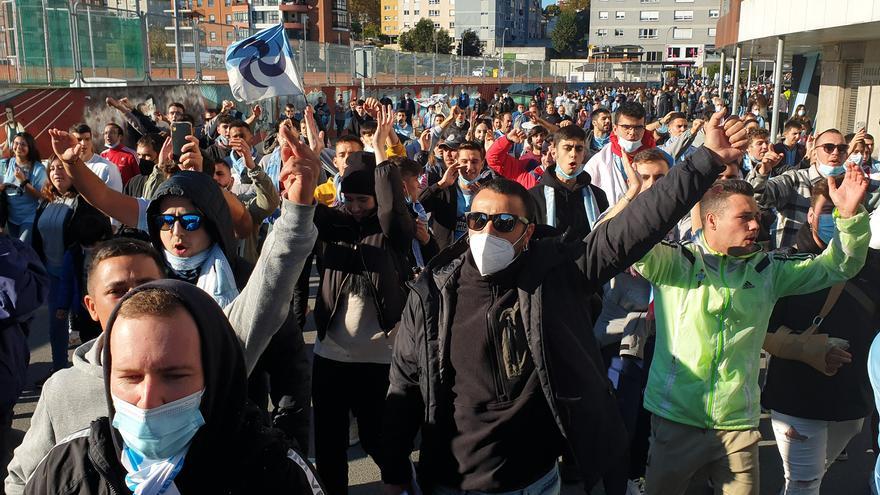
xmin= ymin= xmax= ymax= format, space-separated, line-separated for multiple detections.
xmin=171 ymin=122 xmax=193 ymax=163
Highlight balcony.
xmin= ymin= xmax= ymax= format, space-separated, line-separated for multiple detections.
xmin=280 ymin=1 xmax=310 ymax=13
xmin=284 ymin=21 xmax=305 ymax=29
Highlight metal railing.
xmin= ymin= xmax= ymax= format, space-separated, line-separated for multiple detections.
xmin=0 ymin=2 xmax=563 ymax=88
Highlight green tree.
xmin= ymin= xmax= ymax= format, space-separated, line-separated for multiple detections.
xmin=348 ymin=0 xmax=380 ymax=26
xmin=398 ymin=18 xmax=453 ymax=54
xmin=560 ymin=0 xmax=589 ymax=12
xmin=543 ymin=4 xmax=560 ymax=17
xmin=350 ymin=20 xmax=363 ymax=41
xmin=363 ymin=23 xmax=381 ymax=40
xmin=457 ymin=29 xmax=482 ymax=56
xmin=551 ymin=10 xmax=578 ymax=55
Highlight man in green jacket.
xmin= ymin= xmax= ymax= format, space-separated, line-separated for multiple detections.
xmin=635 ymin=165 xmax=871 ymax=495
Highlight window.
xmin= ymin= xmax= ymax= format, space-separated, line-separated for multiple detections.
xmin=207 ymin=0 xmax=213 ymax=6
xmin=675 ymin=0 xmax=694 ymax=2
xmin=332 ymin=10 xmax=348 ymax=28
xmin=616 ymin=11 xmax=625 ymax=19
xmin=233 ymin=12 xmax=248 ymax=22
xmin=210 ymin=31 xmax=217 ymax=41
xmin=449 ymin=21 xmax=454 ymax=28
xmin=224 ymin=0 xmax=229 ymax=5
xmin=404 ymin=22 xmax=410 ymax=28
xmin=708 ymin=27 xmax=716 ymax=37
xmin=596 ymin=28 xmax=608 ymax=37
xmin=638 ymin=28 xmax=657 ymax=39
xmin=226 ymin=31 xmax=233 ymax=40
xmin=598 ymin=11 xmax=608 ymax=19
xmin=225 ymin=14 xmax=231 ymax=23
xmin=384 ymin=15 xmax=391 ymax=20
xmin=709 ymin=9 xmax=719 ymax=18
xmin=640 ymin=11 xmax=658 ymax=21
xmin=428 ymin=0 xmax=439 ymax=3
xmin=433 ymin=22 xmax=440 ymax=28
xmin=672 ymin=28 xmax=692 ymax=39
xmin=667 ymin=47 xmax=680 ymax=58
xmin=614 ymin=28 xmax=623 ymax=36
xmin=644 ymin=50 xmax=662 ymax=61
xmin=196 ymin=0 xmax=201 ymax=6
xmin=674 ymin=10 xmax=693 ymax=21
xmin=403 ymin=9 xmax=408 ymax=14
xmin=384 ymin=4 xmax=391 ymax=9
xmin=685 ymin=47 xmax=699 ymax=58
xmin=449 ymin=9 xmax=454 ymax=15
xmin=208 ymin=14 xmax=215 ymax=21
xmin=640 ymin=0 xmax=659 ymax=2
xmin=413 ymin=9 xmax=419 ymax=15
xmin=428 ymin=9 xmax=439 ymax=16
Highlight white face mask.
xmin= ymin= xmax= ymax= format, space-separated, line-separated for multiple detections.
xmin=469 ymin=230 xmax=526 ymax=276
xmin=848 ymin=152 xmax=863 ymax=167
xmin=797 ymin=109 xmax=806 ymax=117
xmin=617 ymin=136 xmax=641 ymax=153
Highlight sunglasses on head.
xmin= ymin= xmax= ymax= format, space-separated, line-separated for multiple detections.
xmin=819 ymin=143 xmax=849 ymax=155
xmin=153 ymin=213 xmax=203 ymax=232
xmin=466 ymin=212 xmax=530 ymax=233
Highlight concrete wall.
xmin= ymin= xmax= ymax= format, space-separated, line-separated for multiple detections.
xmin=738 ymin=0 xmax=880 ymax=43
xmin=814 ymin=40 xmax=880 ymax=142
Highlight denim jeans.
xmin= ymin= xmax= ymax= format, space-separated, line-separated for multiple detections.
xmin=433 ymin=465 xmax=560 ymax=495
xmin=770 ymin=410 xmax=864 ymax=495
xmin=46 ymin=273 xmax=70 ymax=370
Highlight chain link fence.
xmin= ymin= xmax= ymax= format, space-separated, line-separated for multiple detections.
xmin=0 ymin=2 xmax=563 ymax=87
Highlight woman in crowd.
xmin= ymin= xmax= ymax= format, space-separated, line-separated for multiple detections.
xmin=32 ymin=157 xmax=111 ymax=372
xmin=1 ymin=132 xmax=46 ymax=243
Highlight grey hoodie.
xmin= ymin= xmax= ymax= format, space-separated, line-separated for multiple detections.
xmin=5 ymin=199 xmax=318 ymax=494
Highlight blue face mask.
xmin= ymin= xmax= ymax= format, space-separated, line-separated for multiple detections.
xmin=555 ymin=163 xmax=585 ymax=180
xmin=112 ymin=390 xmax=206 ymax=459
xmin=817 ymin=214 xmax=837 ymax=245
xmin=817 ymin=162 xmax=846 ymax=177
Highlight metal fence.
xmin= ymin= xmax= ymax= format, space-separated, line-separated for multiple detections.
xmin=0 ymin=1 xmax=563 ymax=87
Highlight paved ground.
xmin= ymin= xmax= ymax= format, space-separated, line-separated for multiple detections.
xmin=3 ymin=301 xmax=877 ymax=494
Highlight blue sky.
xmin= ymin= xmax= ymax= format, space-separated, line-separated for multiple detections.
xmin=542 ymin=0 xmax=555 ymax=6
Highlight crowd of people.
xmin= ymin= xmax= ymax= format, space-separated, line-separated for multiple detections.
xmin=0 ymin=76 xmax=878 ymax=495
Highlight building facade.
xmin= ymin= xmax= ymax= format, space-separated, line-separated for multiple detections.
xmin=397 ymin=0 xmax=456 ymax=39
xmin=452 ymin=0 xmax=542 ymax=54
xmin=381 ymin=0 xmax=400 ymax=40
xmin=588 ymin=0 xmax=720 ymax=65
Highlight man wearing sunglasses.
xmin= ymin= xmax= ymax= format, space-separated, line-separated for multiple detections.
xmin=381 ymin=109 xmax=750 ymax=495
xmin=6 ymin=126 xmax=321 ymax=495
xmin=748 ymin=128 xmax=852 ymax=249
xmin=586 ymin=102 xmax=658 ymax=204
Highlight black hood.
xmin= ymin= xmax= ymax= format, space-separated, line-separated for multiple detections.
xmin=146 ymin=171 xmax=236 ymax=268
xmin=102 ymin=280 xmax=249 ymax=487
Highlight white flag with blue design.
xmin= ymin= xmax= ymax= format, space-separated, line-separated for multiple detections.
xmin=225 ymin=23 xmax=304 ymax=103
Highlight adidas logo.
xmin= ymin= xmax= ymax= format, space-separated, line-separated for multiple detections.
xmin=742 ymin=281 xmax=755 ymax=289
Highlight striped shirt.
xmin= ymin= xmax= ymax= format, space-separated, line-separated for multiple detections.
xmin=747 ymin=165 xmax=823 ymax=249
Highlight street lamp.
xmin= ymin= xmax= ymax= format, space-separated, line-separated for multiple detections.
xmin=499 ymin=27 xmax=509 ymax=78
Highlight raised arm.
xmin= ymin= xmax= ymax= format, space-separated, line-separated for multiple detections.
xmin=582 ymin=109 xmax=747 ymax=289
xmin=50 ymin=129 xmax=141 ymax=228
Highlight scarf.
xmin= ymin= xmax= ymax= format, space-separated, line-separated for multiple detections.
xmin=544 ymin=185 xmax=599 ymax=229
xmin=409 ymin=200 xmax=429 ymax=269
xmin=609 ymin=132 xmax=656 ymax=160
xmin=591 ymin=133 xmax=610 ymax=150
xmin=164 ymin=244 xmax=240 ymax=308
xmin=264 ymin=148 xmax=282 ymax=190
xmin=120 ymin=446 xmax=186 ymax=495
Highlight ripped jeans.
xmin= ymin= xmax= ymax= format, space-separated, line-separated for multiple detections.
xmin=770 ymin=410 xmax=864 ymax=495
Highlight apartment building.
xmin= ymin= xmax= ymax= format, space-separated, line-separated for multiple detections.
xmin=397 ymin=0 xmax=456 ymax=38
xmin=589 ymin=0 xmax=721 ymax=65
xmin=454 ymin=0 xmax=542 ymax=53
xmin=381 ymin=0 xmax=400 ymax=40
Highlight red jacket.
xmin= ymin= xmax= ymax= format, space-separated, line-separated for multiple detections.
xmin=100 ymin=146 xmax=140 ymax=186
xmin=486 ymin=136 xmax=544 ymax=189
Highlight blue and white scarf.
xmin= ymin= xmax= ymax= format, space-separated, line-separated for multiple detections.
xmin=544 ymin=185 xmax=599 ymax=230
xmin=120 ymin=446 xmax=186 ymax=495
xmin=165 ymin=244 xmax=239 ymax=307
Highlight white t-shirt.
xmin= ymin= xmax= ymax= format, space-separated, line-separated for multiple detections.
xmin=85 ymin=154 xmax=123 ymax=192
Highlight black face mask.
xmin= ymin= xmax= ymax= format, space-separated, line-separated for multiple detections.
xmin=138 ymin=158 xmax=156 ymax=176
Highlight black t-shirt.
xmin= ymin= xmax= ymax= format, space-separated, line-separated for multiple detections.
xmin=426 ymin=255 xmax=562 ymax=491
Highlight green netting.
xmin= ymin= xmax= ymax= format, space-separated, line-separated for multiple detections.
xmin=14 ymin=0 xmax=145 ymax=84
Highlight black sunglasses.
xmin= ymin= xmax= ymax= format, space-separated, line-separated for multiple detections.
xmin=819 ymin=143 xmax=849 ymax=155
xmin=153 ymin=213 xmax=203 ymax=232
xmin=466 ymin=212 xmax=530 ymax=233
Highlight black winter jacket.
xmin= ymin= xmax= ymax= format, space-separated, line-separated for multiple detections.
xmin=381 ymin=146 xmax=726 ymax=489
xmin=762 ymin=226 xmax=880 ymax=421
xmin=33 ymin=195 xmax=111 ymax=267
xmin=313 ymin=163 xmax=415 ymax=338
